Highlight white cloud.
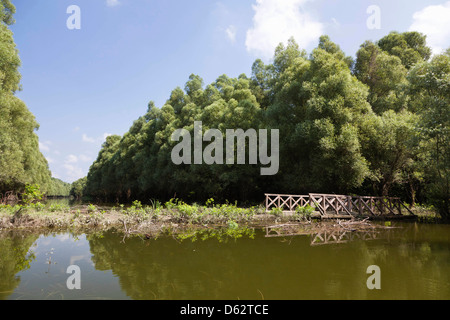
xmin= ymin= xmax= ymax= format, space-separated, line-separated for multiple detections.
xmin=82 ymin=134 xmax=95 ymax=143
xmin=39 ymin=141 xmax=50 ymax=152
xmin=245 ymin=0 xmax=324 ymax=60
xmin=409 ymin=1 xmax=450 ymax=55
xmin=106 ymin=0 xmax=120 ymax=7
xmin=79 ymin=155 xmax=93 ymax=163
xmin=66 ymin=155 xmax=78 ymax=163
xmin=226 ymin=25 xmax=237 ymax=43
xmin=63 ymin=164 xmax=84 ymax=182
xmin=45 ymin=156 xmax=55 ymax=164
xmin=103 ymin=133 xmax=112 ymax=141
xmin=83 ymin=133 xmax=113 ymax=144
xmin=331 ymin=17 xmax=340 ymax=28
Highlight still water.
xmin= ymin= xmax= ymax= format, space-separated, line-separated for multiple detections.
xmin=1 ymin=222 xmax=449 ymax=300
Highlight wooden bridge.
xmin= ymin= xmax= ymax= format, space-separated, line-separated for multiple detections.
xmin=265 ymin=193 xmax=416 ymax=219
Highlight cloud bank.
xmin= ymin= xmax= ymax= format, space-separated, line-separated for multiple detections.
xmin=245 ymin=0 xmax=323 ymax=60
xmin=409 ymin=1 xmax=450 ymax=55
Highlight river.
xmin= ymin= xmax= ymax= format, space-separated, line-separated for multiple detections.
xmin=0 ymin=221 xmax=449 ymax=300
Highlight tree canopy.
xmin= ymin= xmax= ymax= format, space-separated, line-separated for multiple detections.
xmin=0 ymin=2 xmax=53 ymax=195
xmin=83 ymin=30 xmax=448 ymax=218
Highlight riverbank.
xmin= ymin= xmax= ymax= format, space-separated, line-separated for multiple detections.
xmin=0 ymin=200 xmax=440 ymax=236
xmin=0 ymin=201 xmax=286 ymax=233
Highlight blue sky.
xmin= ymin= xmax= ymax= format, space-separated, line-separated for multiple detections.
xmin=10 ymin=0 xmax=450 ymax=183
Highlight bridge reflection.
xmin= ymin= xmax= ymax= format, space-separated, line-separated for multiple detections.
xmin=265 ymin=222 xmax=390 ymax=246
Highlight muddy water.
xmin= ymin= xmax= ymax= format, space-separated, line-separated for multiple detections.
xmin=1 ymin=222 xmax=449 ymax=300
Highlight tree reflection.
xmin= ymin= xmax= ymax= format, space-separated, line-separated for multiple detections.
xmin=0 ymin=231 xmax=38 ymax=300
xmin=86 ymin=223 xmax=450 ymax=300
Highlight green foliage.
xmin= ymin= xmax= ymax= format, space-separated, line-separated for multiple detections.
xmin=47 ymin=203 xmax=69 ymax=213
xmin=0 ymin=0 xmax=15 ymax=25
xmin=377 ymin=31 xmax=431 ymax=69
xmin=132 ymin=200 xmax=142 ymax=209
xmin=47 ymin=178 xmax=71 ymax=197
xmin=87 ymin=204 xmax=97 ymax=213
xmin=70 ymin=177 xmax=87 ymax=199
xmin=21 ymin=184 xmax=43 ymax=205
xmin=149 ymin=198 xmax=162 ymax=210
xmin=81 ymin=30 xmax=446 ymax=220
xmin=407 ymin=53 xmax=450 ymax=218
xmin=176 ymin=225 xmax=256 ymax=243
xmin=270 ymin=207 xmax=283 ymax=217
xmin=295 ymin=204 xmax=315 ymax=221
xmin=0 ymin=5 xmax=51 ymax=195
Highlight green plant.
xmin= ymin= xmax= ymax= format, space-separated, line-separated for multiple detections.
xmin=87 ymin=204 xmax=97 ymax=213
xmin=270 ymin=207 xmax=283 ymax=217
xmin=227 ymin=219 xmax=239 ymax=229
xmin=22 ymin=184 xmax=44 ymax=206
xmin=205 ymin=198 xmax=215 ymax=207
xmin=165 ymin=198 xmax=178 ymax=210
xmin=30 ymin=202 xmax=45 ymax=212
xmin=149 ymin=198 xmax=161 ymax=210
xmin=295 ymin=204 xmax=315 ymax=221
xmin=132 ymin=200 xmax=142 ymax=209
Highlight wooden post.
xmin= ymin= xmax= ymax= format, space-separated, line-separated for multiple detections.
xmin=358 ymin=196 xmax=362 ymax=215
xmin=323 ymin=196 xmax=326 ymax=215
xmin=347 ymin=196 xmax=352 ymax=214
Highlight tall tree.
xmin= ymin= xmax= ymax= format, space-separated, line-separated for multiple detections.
xmin=408 ymin=53 xmax=450 ymax=218
xmin=354 ymin=41 xmax=409 ymax=114
xmin=0 ymin=2 xmax=52 ymax=194
xmin=377 ymin=31 xmax=431 ymax=69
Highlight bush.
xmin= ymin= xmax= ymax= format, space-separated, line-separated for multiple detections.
xmin=295 ymin=204 xmax=315 ymax=221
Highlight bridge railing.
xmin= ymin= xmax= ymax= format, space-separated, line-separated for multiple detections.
xmin=265 ymin=193 xmax=415 ymax=218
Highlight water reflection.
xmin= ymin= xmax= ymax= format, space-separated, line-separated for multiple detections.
xmin=264 ymin=223 xmax=382 ymax=246
xmin=0 ymin=231 xmax=38 ymax=299
xmin=1 ymin=222 xmax=449 ymax=300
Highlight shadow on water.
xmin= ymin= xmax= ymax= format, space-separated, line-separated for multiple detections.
xmin=1 ymin=221 xmax=449 ymax=300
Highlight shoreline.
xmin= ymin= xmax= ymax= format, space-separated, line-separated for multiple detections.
xmin=0 ymin=202 xmax=438 ymax=237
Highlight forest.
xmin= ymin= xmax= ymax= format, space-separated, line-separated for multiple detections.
xmin=0 ymin=1 xmax=448 ymax=218
xmin=0 ymin=1 xmax=53 ymax=195
xmin=0 ymin=1 xmax=71 ymax=199
xmin=84 ymin=31 xmax=449 ymax=218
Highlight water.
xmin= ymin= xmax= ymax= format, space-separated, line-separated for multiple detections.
xmin=1 ymin=222 xmax=449 ymax=300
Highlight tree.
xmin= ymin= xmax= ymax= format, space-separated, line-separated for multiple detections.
xmin=408 ymin=53 xmax=450 ymax=218
xmin=354 ymin=41 xmax=409 ymax=114
xmin=83 ymin=32 xmax=448 ymax=214
xmin=70 ymin=177 xmax=87 ymax=200
xmin=377 ymin=31 xmax=431 ymax=69
xmin=47 ymin=178 xmax=71 ymax=197
xmin=359 ymin=110 xmax=419 ymax=197
xmin=0 ymin=5 xmax=52 ymax=194
xmin=266 ymin=37 xmax=372 ymax=194
xmin=0 ymin=0 xmax=15 ymax=26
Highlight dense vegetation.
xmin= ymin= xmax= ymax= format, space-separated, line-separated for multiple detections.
xmin=0 ymin=2 xmax=447 ymax=218
xmin=84 ymin=32 xmax=448 ymax=217
xmin=47 ymin=178 xmax=71 ymax=197
xmin=0 ymin=1 xmax=54 ymax=196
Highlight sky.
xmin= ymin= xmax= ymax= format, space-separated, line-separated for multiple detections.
xmin=9 ymin=0 xmax=450 ymax=183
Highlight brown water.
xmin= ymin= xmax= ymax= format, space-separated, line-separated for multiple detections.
xmin=1 ymin=222 xmax=449 ymax=300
